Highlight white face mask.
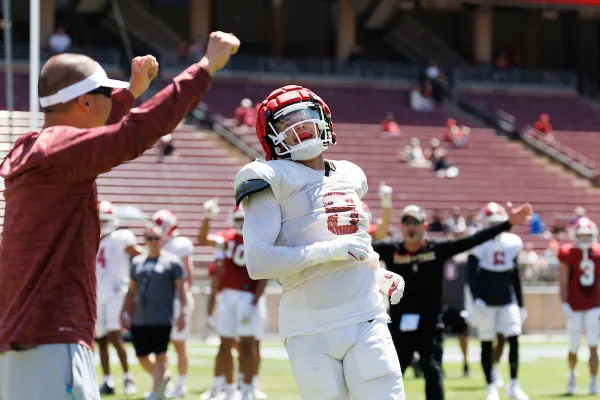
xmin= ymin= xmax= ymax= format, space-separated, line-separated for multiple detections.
xmin=268 ymin=103 xmax=333 ymax=161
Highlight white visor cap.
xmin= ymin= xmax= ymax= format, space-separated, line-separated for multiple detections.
xmin=39 ymin=62 xmax=130 ymax=108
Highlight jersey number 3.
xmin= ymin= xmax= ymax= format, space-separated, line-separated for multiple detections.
xmin=580 ymin=259 xmax=595 ymax=287
xmin=323 ymin=192 xmax=359 ymax=235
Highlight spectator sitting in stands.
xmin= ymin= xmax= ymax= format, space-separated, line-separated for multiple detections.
xmin=494 ymin=51 xmax=510 ymax=70
xmin=465 ymin=208 xmax=479 ymax=234
xmin=409 ymin=85 xmax=434 ymax=112
xmin=428 ymin=210 xmax=446 ymax=233
xmin=529 ymin=211 xmax=546 ymax=235
xmin=432 ymin=149 xmax=459 ymax=179
xmin=544 ymin=239 xmax=560 ymax=280
xmin=518 ymin=242 xmax=541 ymax=282
xmin=533 ymin=113 xmax=554 ymax=141
xmin=381 ymin=112 xmax=401 ymax=137
xmin=48 ymin=27 xmax=72 ymax=54
xmin=234 ymin=98 xmax=256 ymax=129
xmin=446 ymin=207 xmax=465 ymax=234
xmin=443 ymin=119 xmax=470 ymax=148
xmin=425 ymin=138 xmax=441 ymax=162
xmin=455 ymin=125 xmax=470 ymax=148
xmin=551 ymin=216 xmax=568 ymax=239
xmin=399 ymin=137 xmax=430 ymax=168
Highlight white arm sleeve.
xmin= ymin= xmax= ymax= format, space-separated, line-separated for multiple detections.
xmin=244 ymin=188 xmax=338 ymax=280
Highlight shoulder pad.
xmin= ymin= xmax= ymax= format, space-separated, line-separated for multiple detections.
xmin=334 ymin=160 xmax=368 ymax=198
xmin=234 ymin=160 xmax=277 ymax=205
xmin=235 ymin=179 xmax=271 ymax=206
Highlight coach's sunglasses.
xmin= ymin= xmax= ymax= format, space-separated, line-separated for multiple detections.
xmin=86 ymin=86 xmax=112 ymax=99
xmin=401 ymin=217 xmax=423 ymax=226
xmin=145 ymin=235 xmax=161 ymax=241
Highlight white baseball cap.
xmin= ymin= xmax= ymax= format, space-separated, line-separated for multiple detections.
xmin=39 ymin=62 xmax=129 ymax=108
xmin=401 ymin=205 xmax=427 ymax=223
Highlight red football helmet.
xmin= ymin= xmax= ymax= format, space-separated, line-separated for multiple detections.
xmin=255 ymin=85 xmax=336 ymax=161
xmin=98 ymin=200 xmax=119 ymax=236
xmin=574 ymin=217 xmax=598 ymax=249
xmin=479 ymin=202 xmax=508 ymax=227
xmin=152 ymin=209 xmax=179 ymax=239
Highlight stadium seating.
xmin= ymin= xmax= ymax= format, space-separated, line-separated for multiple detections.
xmin=552 ymin=130 xmax=600 ymax=167
xmin=461 ymin=91 xmax=600 ymax=132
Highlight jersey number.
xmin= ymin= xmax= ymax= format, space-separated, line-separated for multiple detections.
xmin=97 ymin=247 xmax=106 ymax=269
xmin=323 ymin=192 xmax=359 ymax=235
xmin=580 ymin=259 xmax=595 ymax=287
xmin=493 ymin=251 xmax=505 ymax=266
xmin=225 ymin=240 xmax=246 ymax=268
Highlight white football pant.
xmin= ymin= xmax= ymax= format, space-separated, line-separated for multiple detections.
xmin=477 ymin=303 xmax=522 ymax=341
xmin=284 ymin=319 xmax=404 ymax=400
xmin=567 ymin=308 xmax=600 ymax=353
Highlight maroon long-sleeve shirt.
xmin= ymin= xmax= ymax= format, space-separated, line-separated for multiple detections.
xmin=0 ymin=64 xmax=211 ymax=352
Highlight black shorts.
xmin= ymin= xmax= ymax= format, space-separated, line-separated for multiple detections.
xmin=442 ymin=306 xmax=468 ymax=335
xmin=130 ymin=325 xmax=172 ymax=357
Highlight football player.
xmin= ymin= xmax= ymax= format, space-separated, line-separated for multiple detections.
xmin=151 ymin=209 xmax=195 ymax=398
xmin=198 ymin=200 xmax=268 ymax=400
xmin=469 ymin=202 xmax=528 ymax=400
xmin=96 ymin=201 xmax=142 ymax=396
xmin=558 ymin=217 xmax=600 ymax=395
xmin=234 ymin=85 xmax=405 ymax=399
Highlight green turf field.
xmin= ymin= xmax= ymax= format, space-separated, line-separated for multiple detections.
xmin=97 ymin=337 xmax=600 ymax=399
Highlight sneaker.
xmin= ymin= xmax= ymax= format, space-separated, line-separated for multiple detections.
xmin=169 ymin=385 xmax=187 ymax=399
xmin=486 ymin=384 xmax=500 ymax=400
xmin=492 ymin=368 xmax=504 ymax=388
xmin=590 ymin=379 xmax=598 ymax=395
xmin=507 ymin=381 xmax=530 ymax=400
xmin=199 ymin=387 xmax=220 ymax=400
xmin=157 ymin=373 xmax=171 ymax=399
xmin=223 ymin=386 xmax=237 ymax=400
xmin=124 ymin=378 xmax=137 ymax=396
xmin=253 ymin=386 xmax=268 ymax=400
xmin=99 ymin=382 xmax=115 ymax=395
xmin=566 ymin=374 xmax=576 ymax=395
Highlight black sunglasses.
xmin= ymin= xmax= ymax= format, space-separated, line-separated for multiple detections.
xmin=145 ymin=236 xmax=161 ymax=241
xmin=402 ymin=217 xmax=423 ymax=226
xmin=86 ymin=86 xmax=112 ymax=99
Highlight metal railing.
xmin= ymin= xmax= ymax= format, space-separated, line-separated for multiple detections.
xmin=454 ymin=66 xmax=578 ymax=89
xmin=162 ymin=54 xmax=421 ymax=84
xmin=521 ymin=125 xmax=596 ymax=180
xmin=0 ymin=43 xmax=121 ymax=68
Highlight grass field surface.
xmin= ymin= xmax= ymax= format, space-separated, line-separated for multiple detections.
xmin=97 ymin=336 xmax=599 ymax=399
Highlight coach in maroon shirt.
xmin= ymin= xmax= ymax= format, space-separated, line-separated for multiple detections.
xmin=0 ymin=31 xmax=240 ymax=400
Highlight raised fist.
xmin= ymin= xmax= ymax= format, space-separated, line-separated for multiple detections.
xmin=128 ymin=55 xmax=159 ymax=99
xmin=198 ymin=31 xmax=240 ymax=76
xmin=379 ymin=181 xmax=393 ymax=208
xmin=203 ymin=198 xmax=220 ymax=219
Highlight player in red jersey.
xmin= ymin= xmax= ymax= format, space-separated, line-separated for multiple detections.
xmin=198 ymin=199 xmax=268 ymax=400
xmin=559 ymin=217 xmax=600 ymax=395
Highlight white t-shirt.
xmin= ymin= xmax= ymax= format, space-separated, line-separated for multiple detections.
xmin=235 ymin=159 xmax=388 ymax=340
xmin=163 ymin=236 xmax=194 ymax=260
xmin=471 ymin=232 xmax=524 ymax=272
xmin=96 ymin=229 xmax=137 ymax=298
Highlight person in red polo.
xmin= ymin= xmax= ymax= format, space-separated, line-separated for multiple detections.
xmin=0 ymin=31 xmax=240 ymax=400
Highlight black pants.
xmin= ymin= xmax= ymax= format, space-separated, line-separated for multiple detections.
xmin=392 ymin=323 xmax=445 ymax=400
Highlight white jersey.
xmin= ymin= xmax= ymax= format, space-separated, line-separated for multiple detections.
xmin=163 ymin=236 xmax=194 ymax=260
xmin=96 ymin=229 xmax=137 ymax=297
xmin=235 ymin=159 xmax=388 ymax=340
xmin=471 ymin=232 xmax=523 ymax=273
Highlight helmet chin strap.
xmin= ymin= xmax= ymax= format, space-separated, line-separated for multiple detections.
xmin=290 ymin=138 xmax=326 ymax=161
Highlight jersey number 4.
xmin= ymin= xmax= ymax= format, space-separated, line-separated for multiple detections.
xmin=580 ymin=259 xmax=595 ymax=287
xmin=323 ymin=192 xmax=360 ymax=235
xmin=97 ymin=247 xmax=106 ymax=269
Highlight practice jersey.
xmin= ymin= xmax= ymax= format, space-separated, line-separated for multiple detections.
xmin=235 ymin=159 xmax=387 ymax=339
xmin=558 ymin=243 xmax=600 ymax=311
xmin=214 ymin=228 xmax=257 ymax=293
xmin=96 ymin=229 xmax=137 ymax=297
xmin=469 ymin=232 xmax=523 ymax=306
xmin=163 ymin=235 xmax=194 ymax=260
